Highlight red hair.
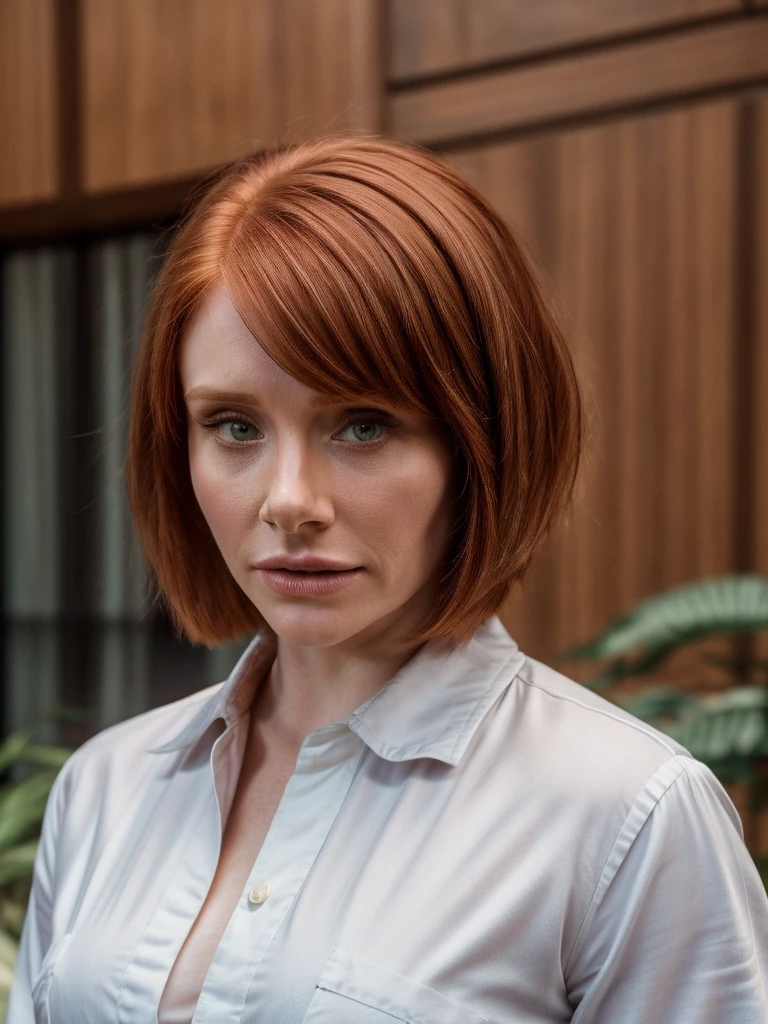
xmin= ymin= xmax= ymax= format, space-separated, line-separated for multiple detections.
xmin=126 ymin=135 xmax=584 ymax=647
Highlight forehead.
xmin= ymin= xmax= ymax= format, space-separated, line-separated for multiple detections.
xmin=181 ymin=282 xmax=265 ymax=368
xmin=180 ymin=283 xmax=318 ymax=404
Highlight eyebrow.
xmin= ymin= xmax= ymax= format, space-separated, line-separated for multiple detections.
xmin=183 ymin=386 xmax=354 ymax=411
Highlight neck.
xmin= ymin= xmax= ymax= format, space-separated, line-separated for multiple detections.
xmin=252 ymin=622 xmax=428 ymax=748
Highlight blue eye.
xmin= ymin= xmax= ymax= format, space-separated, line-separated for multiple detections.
xmin=341 ymin=420 xmax=384 ymax=443
xmin=202 ymin=411 xmax=395 ymax=447
xmin=219 ymin=420 xmax=259 ymax=442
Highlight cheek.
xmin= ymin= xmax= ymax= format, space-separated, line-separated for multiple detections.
xmin=188 ymin=445 xmax=253 ymax=547
xmin=346 ymin=455 xmax=454 ymax=561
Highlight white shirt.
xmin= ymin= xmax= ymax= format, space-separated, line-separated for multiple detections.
xmin=8 ymin=614 xmax=768 ymax=1023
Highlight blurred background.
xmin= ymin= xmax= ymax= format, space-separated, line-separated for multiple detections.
xmin=1 ymin=0 xmax=768 ymax=960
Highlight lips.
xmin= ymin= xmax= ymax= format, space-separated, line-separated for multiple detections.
xmin=270 ymin=567 xmax=343 ymax=573
xmin=258 ymin=566 xmax=362 ymax=597
xmin=254 ymin=555 xmax=359 ymax=572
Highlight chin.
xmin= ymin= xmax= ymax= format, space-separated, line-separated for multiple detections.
xmin=253 ymin=600 xmax=372 ymax=648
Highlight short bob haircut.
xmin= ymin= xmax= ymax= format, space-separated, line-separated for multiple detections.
xmin=126 ymin=135 xmax=584 ymax=649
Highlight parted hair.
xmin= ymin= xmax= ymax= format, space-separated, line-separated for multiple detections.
xmin=126 ymin=135 xmax=584 ymax=648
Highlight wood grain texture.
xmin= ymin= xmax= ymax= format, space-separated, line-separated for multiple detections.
xmin=390 ymin=0 xmax=741 ymax=81
xmin=756 ymin=96 xmax=768 ymax=640
xmin=81 ymin=0 xmax=381 ymax=192
xmin=391 ymin=18 xmax=768 ymax=146
xmin=448 ymin=101 xmax=740 ymax=683
xmin=0 ymin=0 xmax=58 ymax=204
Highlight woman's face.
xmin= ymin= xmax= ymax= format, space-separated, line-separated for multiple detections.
xmin=180 ymin=283 xmax=458 ymax=649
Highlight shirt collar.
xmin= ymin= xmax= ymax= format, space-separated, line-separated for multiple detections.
xmin=149 ymin=615 xmax=525 ymax=767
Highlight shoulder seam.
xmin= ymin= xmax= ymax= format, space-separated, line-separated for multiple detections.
xmin=563 ymin=753 xmax=689 ymax=977
xmin=515 ymin=661 xmax=680 ymax=757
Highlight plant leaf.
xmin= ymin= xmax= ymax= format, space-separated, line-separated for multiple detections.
xmin=616 ymin=686 xmax=700 ymax=723
xmin=0 ymin=728 xmax=34 ymax=774
xmin=665 ymin=688 xmax=768 ymax=760
xmin=0 ymin=771 xmax=57 ymax=854
xmin=559 ymin=575 xmax=768 ymax=670
xmin=0 ymin=895 xmax=28 ymax=940
xmin=699 ymin=754 xmax=755 ymax=784
xmin=699 ymin=652 xmax=768 ymax=676
xmin=0 ymin=840 xmax=39 ymax=886
xmin=20 ymin=745 xmax=72 ymax=770
xmin=0 ymin=929 xmax=18 ymax=970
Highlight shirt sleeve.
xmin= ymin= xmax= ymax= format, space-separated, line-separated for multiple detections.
xmin=6 ymin=764 xmax=69 ymax=1024
xmin=566 ymin=754 xmax=768 ymax=1023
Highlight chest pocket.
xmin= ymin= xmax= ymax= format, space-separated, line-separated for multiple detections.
xmin=302 ymin=950 xmax=489 ymax=1024
xmin=30 ymin=932 xmax=73 ymax=1024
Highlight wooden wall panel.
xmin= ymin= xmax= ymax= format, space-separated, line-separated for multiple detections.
xmin=82 ymin=0 xmax=381 ymax=193
xmin=391 ymin=19 xmax=768 ymax=146
xmin=390 ymin=0 xmax=742 ymax=82
xmin=756 ymin=97 xmax=768 ymax=663
xmin=0 ymin=0 xmax=57 ymax=205
xmin=449 ymin=100 xmax=740 ymax=682
xmin=275 ymin=0 xmax=382 ymax=144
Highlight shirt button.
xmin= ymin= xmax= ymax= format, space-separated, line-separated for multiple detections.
xmin=248 ymin=882 xmax=270 ymax=905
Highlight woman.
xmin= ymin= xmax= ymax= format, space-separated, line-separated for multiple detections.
xmin=9 ymin=137 xmax=768 ymax=1023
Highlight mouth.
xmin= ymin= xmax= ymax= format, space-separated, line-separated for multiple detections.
xmin=269 ymin=568 xmax=359 ymax=577
xmin=257 ymin=566 xmax=362 ymax=597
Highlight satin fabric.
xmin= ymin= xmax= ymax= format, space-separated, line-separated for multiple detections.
xmin=8 ymin=615 xmax=768 ymax=1023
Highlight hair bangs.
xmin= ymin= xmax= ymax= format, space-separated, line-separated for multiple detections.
xmin=220 ymin=195 xmax=434 ymax=419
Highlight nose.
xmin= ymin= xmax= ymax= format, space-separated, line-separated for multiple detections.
xmin=258 ymin=439 xmax=334 ymax=533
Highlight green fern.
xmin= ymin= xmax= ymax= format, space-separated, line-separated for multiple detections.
xmin=559 ymin=573 xmax=768 ymax=887
xmin=0 ymin=721 xmax=74 ymax=1013
xmin=562 ymin=575 xmax=768 ymax=688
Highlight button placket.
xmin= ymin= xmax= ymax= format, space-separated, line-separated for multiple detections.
xmin=193 ymin=733 xmax=364 ymax=1020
